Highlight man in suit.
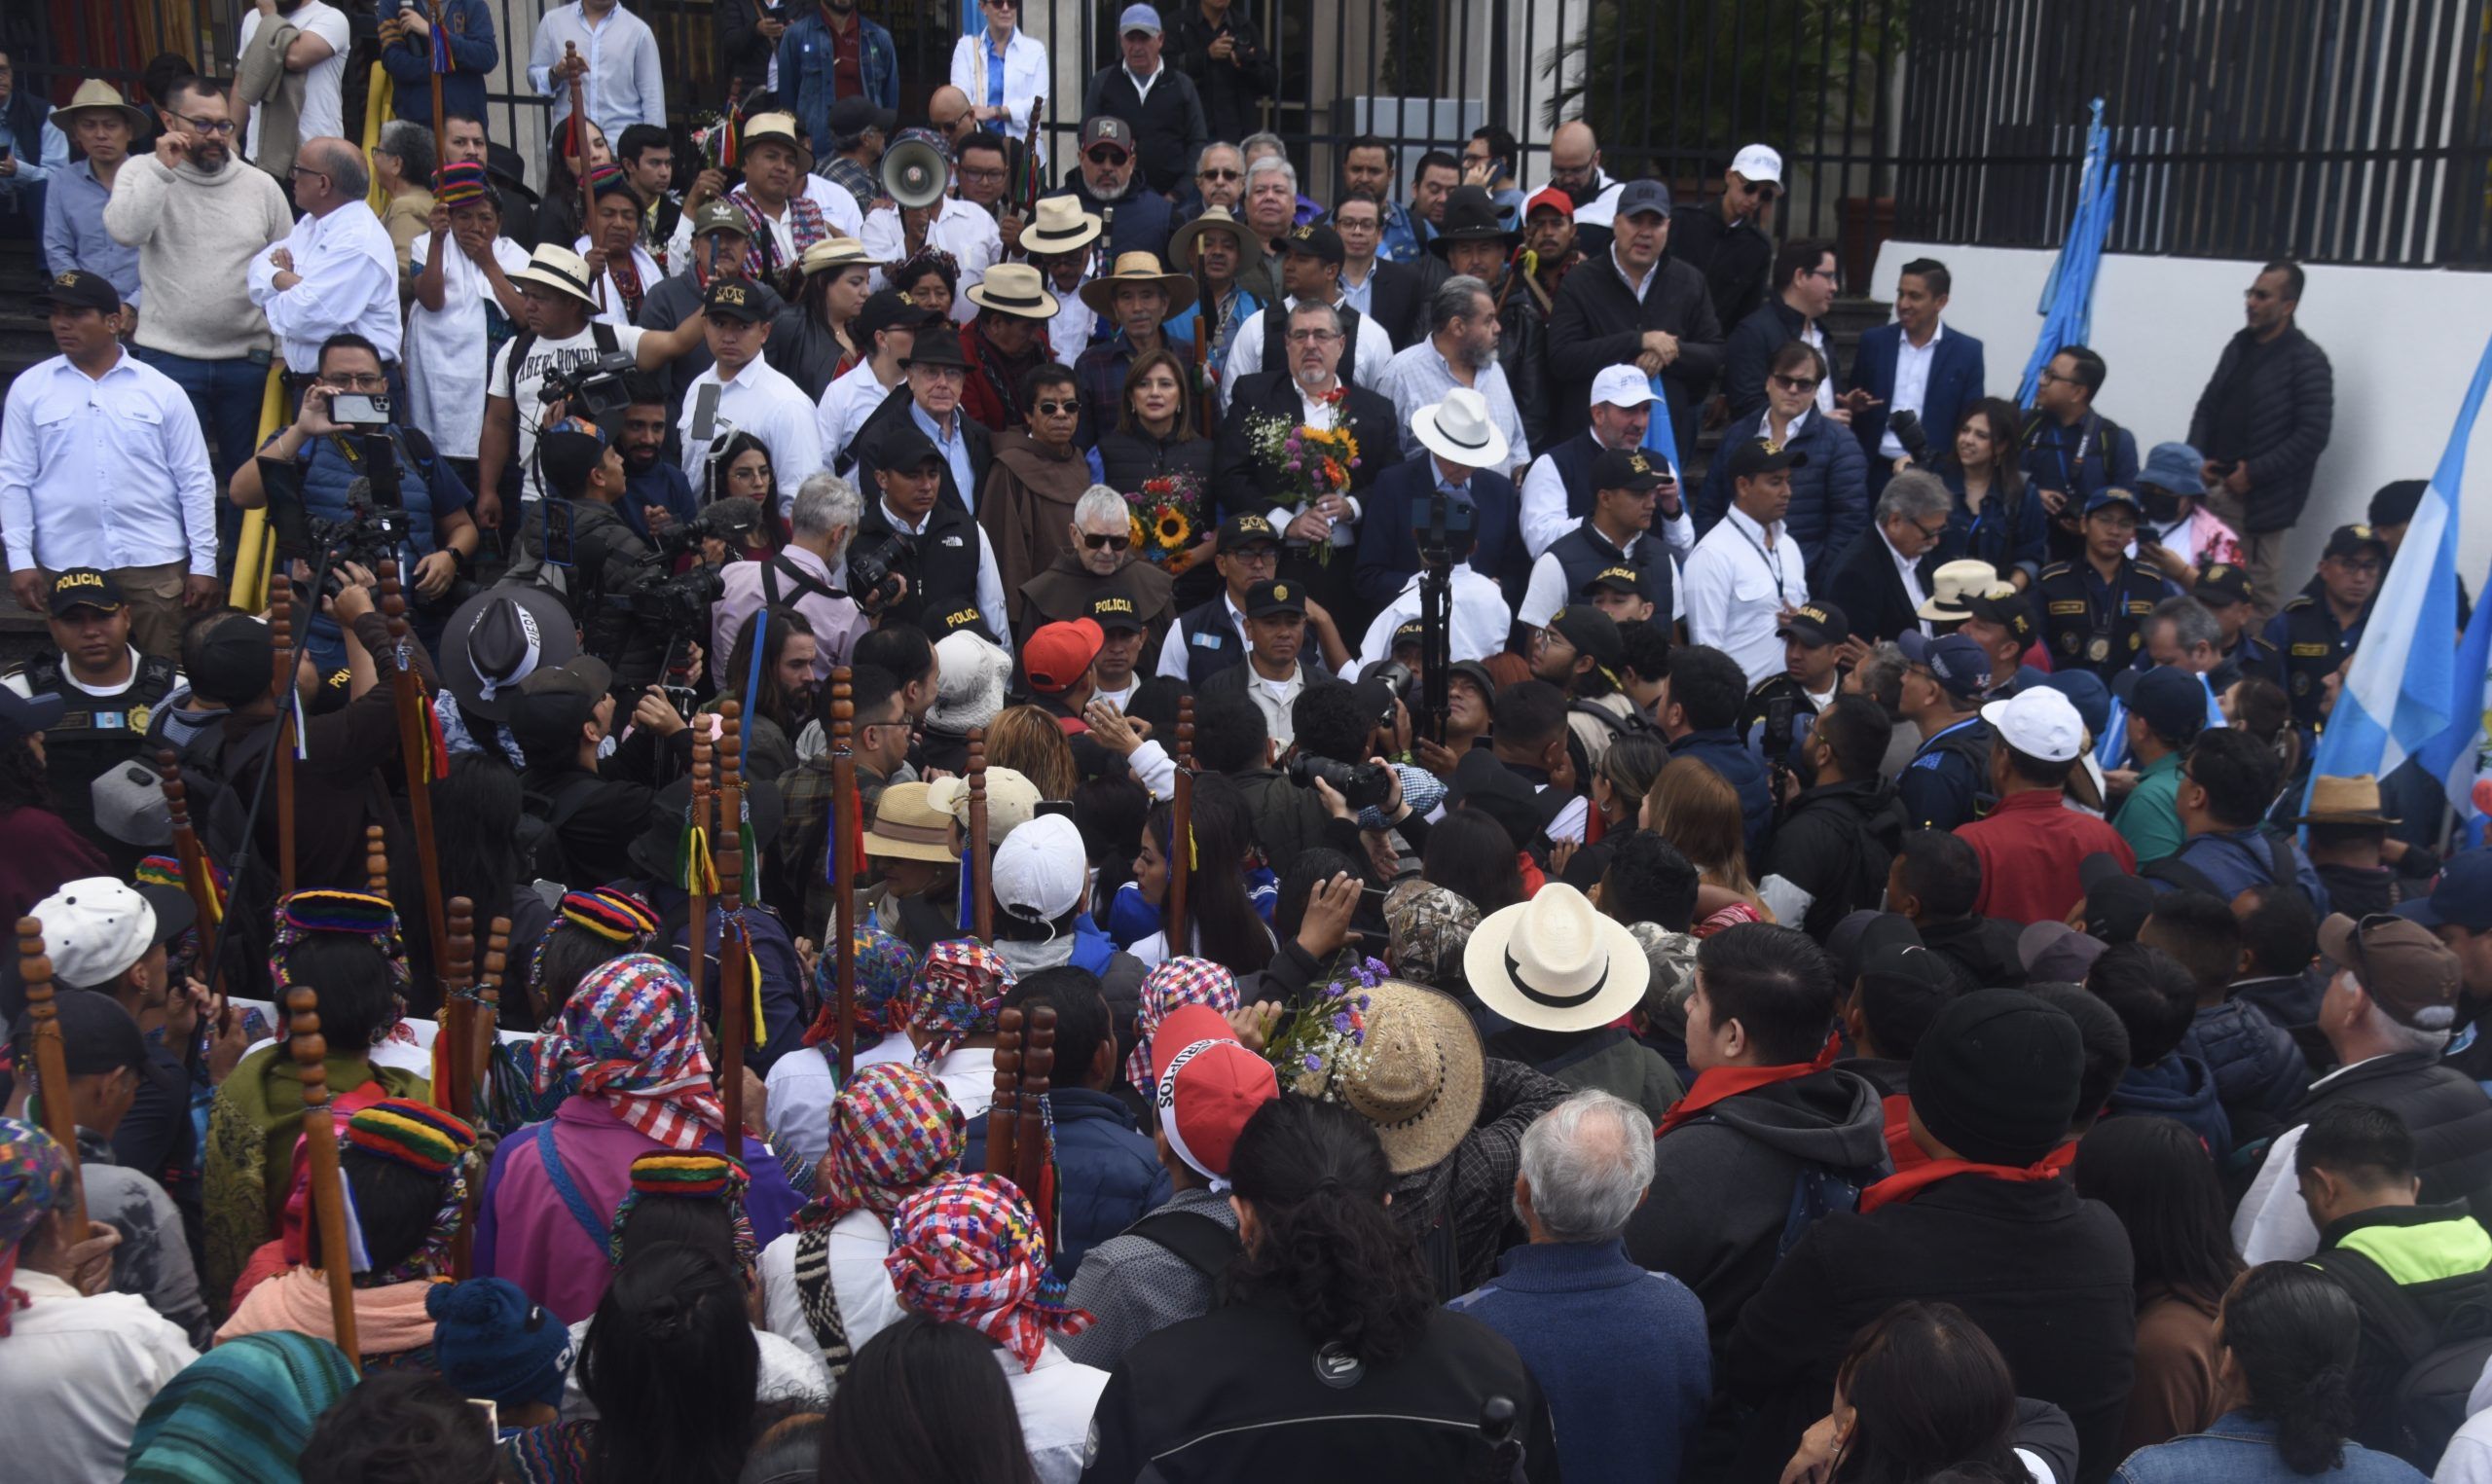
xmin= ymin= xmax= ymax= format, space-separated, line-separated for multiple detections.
xmin=1850 ymin=258 xmax=1987 ymax=499
xmin=1720 ymin=237 xmax=1845 ymax=422
xmin=1545 ymin=179 xmax=1724 ymax=466
xmin=849 ymin=326 xmax=993 ymax=518
xmin=1215 ymin=298 xmax=1405 ymax=633
xmin=1334 ymin=192 xmax=1431 ymax=350
xmin=1825 ymin=468 xmax=1954 ymax=644
xmin=1356 ymin=387 xmax=1526 ymax=612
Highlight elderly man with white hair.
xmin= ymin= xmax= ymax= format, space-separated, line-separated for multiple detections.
xmin=1015 ymin=484 xmax=1176 ymax=645
xmin=1448 ymin=1091 xmax=1713 ymax=1484
xmin=711 ymin=472 xmax=877 ymax=677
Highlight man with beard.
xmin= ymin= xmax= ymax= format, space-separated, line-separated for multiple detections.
xmin=1427 ymin=186 xmax=1549 ymax=451
xmin=1519 ymin=185 xmax=1581 ymax=318
xmin=1756 ymin=693 xmax=1906 ymax=939
xmin=1379 ymin=273 xmax=1530 ymax=485
xmin=1063 ymin=115 xmax=1176 ymax=261
xmin=615 ymin=376 xmax=698 ymax=541
xmin=105 ymin=78 xmax=294 ymax=501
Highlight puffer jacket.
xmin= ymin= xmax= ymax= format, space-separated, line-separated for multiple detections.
xmin=2180 ymin=998 xmax=2308 ymax=1133
xmin=2108 ymin=1053 xmax=2234 ymax=1165
xmin=964 ymin=1086 xmax=1168 ymax=1282
xmin=1696 ymin=406 xmax=1870 ymax=587
xmin=2185 ymin=324 xmax=2333 ymax=531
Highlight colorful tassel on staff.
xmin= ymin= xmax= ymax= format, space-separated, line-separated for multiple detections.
xmin=288 ymin=684 xmax=312 ymax=761
xmin=429 ymin=8 xmax=451 ymax=72
xmin=678 ymin=822 xmax=721 ymax=896
xmin=746 ymin=948 xmax=767 ymax=1050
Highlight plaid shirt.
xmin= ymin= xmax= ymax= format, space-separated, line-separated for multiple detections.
xmin=1393 ymin=1058 xmax=1573 ymax=1297
xmin=823 ymin=156 xmax=877 ymax=219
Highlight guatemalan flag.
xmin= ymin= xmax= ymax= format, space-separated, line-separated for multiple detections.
xmin=2306 ymin=327 xmax=2492 ymax=831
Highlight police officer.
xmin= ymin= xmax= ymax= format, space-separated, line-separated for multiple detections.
xmin=3 ymin=568 xmax=184 ymax=870
xmin=1742 ymin=599 xmax=1848 ymax=759
xmin=1521 ymin=445 xmax=1675 ymax=631
xmin=1156 ymin=513 xmax=1283 ymax=688
xmin=2034 ymin=487 xmax=2173 ymax=682
xmin=1895 ymin=630 xmax=1995 ymax=831
xmin=2264 ymin=524 xmax=2383 ymax=731
xmin=1960 ymin=583 xmax=2052 ymax=697
xmin=2193 ymin=561 xmax=2280 ymax=691
xmin=851 ymin=420 xmax=1009 ymax=642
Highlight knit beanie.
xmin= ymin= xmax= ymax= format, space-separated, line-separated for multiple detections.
xmin=344 ymin=1099 xmax=476 ymax=1176
xmin=1908 ymin=989 xmax=2083 ymax=1166
xmin=425 ymin=1278 xmax=575 ymax=1411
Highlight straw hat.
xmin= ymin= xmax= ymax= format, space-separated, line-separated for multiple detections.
xmin=1300 ymin=980 xmax=1484 ymax=1175
xmin=1464 ymin=883 xmax=1650 ymax=1033
xmin=1021 ymin=195 xmax=1104 ymax=257
xmin=1080 ymin=251 xmax=1197 ymax=318
xmin=860 ymin=782 xmax=960 ymax=864
xmin=1168 ymin=204 xmax=1253 ymax=265
xmin=1411 ymin=386 xmax=1511 ymax=472
xmin=1916 ymin=559 xmax=1999 ymax=623
xmin=965 ymin=262 xmax=1061 ymax=320
xmin=508 ymin=243 xmax=601 ymax=308
xmin=2291 ymin=774 xmax=2400 ymax=826
xmin=797 ymin=237 xmax=881 ymax=276
xmin=739 ymin=111 xmax=815 ymax=174
xmin=55 ymin=79 xmax=151 ymax=135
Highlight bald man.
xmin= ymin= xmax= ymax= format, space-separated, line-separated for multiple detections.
xmin=244 ymin=136 xmax=402 ymax=385
xmin=1547 ymin=121 xmax=1625 ymax=257
xmin=930 ymin=85 xmax=977 ymax=156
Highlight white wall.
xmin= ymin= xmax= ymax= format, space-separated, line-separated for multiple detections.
xmin=1866 ymin=241 xmax=2492 ymax=589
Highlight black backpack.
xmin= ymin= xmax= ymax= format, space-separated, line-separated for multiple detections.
xmin=2141 ymin=829 xmax=2307 ymax=906
xmin=516 ymin=775 xmax=605 ymax=887
xmin=1569 ymin=698 xmax=1660 ymax=742
xmin=1126 ymin=1209 xmax=1244 ymax=1281
xmin=2307 ymin=1244 xmax=2492 ymax=1468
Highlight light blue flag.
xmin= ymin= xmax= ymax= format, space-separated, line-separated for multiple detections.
xmin=2305 ymin=328 xmax=2492 ymax=817
xmin=1641 ymin=372 xmax=1682 ymax=486
xmin=2016 ymin=99 xmax=2121 ymax=408
xmin=2409 ymin=333 xmax=2492 ymax=834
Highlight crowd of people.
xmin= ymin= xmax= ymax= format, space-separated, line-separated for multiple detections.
xmin=1 ymin=3 xmax=2487 ymax=1482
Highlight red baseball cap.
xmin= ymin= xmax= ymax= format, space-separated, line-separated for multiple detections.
xmin=1152 ymin=1004 xmax=1278 ymax=1186
xmin=1024 ymin=618 xmax=1104 ymax=694
xmin=1523 ymin=185 xmax=1575 ymax=219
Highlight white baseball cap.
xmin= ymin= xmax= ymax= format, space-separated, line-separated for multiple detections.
xmin=26 ymin=878 xmax=160 ymax=988
xmin=1980 ymin=687 xmax=2087 ymax=764
xmin=1589 ymin=364 xmax=1662 ymax=410
xmin=992 ymin=813 xmax=1087 ymax=924
xmin=1731 ymin=143 xmax=1783 ymax=185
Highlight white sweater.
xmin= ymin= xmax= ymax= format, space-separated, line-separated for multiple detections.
xmin=104 ymin=155 xmax=296 ymax=360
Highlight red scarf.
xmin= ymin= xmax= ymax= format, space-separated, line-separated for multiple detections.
xmin=1655 ymin=1032 xmax=1841 ymax=1138
xmin=1856 ymin=1146 xmax=2071 ymax=1214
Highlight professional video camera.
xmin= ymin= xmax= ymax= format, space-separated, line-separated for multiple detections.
xmin=1888 ymin=408 xmax=1932 ymax=466
xmin=541 ymin=350 xmax=638 ymax=424
xmin=261 ymin=459 xmax=409 ymax=602
xmin=844 ymin=534 xmax=905 ymax=611
xmin=1287 ymin=753 xmax=1394 ymax=812
xmin=648 ymin=497 xmax=765 ymax=562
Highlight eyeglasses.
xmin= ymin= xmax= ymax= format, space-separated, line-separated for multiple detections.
xmin=1228 ymin=546 xmax=1279 ymax=563
xmin=171 ymin=111 xmax=237 ymax=135
xmin=1082 ymin=532 xmax=1131 ymax=551
xmin=957 ymin=165 xmax=1006 ymax=184
xmin=323 ymin=372 xmax=388 ymax=390
xmin=1771 ymin=374 xmax=1821 ymax=393
xmin=1036 ymin=398 xmax=1080 ymax=416
xmin=1287 ymin=329 xmax=1342 ymax=344
xmin=1086 ymin=147 xmax=1131 ymax=166
xmin=2036 ymin=369 xmax=2070 ymax=386
xmin=1912 ymin=516 xmax=1949 ymax=541
xmin=289 ymin=164 xmax=330 ymax=187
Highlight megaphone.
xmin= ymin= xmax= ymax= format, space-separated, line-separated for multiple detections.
xmin=883 ymin=138 xmax=949 ymax=210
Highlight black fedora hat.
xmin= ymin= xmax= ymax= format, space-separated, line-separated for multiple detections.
xmin=1426 ymin=185 xmax=1521 ymax=256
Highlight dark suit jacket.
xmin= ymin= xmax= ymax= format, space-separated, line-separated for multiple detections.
xmin=1352 ymin=453 xmax=1527 ymax=608
xmin=849 ymin=391 xmax=994 ymax=517
xmin=1545 ymin=249 xmax=1724 ymax=465
xmin=1212 ymin=371 xmax=1406 ymax=522
xmin=1848 ymin=321 xmax=1988 ymax=467
xmin=1367 ymin=257 xmax=1441 ymax=350
xmin=1823 ymin=527 xmax=1936 ymax=645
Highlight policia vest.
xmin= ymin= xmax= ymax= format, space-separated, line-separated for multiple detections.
xmin=1546 ymin=523 xmax=1673 ymax=617
xmin=2275 ymin=593 xmax=2364 ymax=729
xmin=13 ymin=650 xmax=180 ymax=853
xmin=2034 ymin=558 xmax=2169 ymax=681
xmin=1174 ymin=597 xmax=1247 ymax=689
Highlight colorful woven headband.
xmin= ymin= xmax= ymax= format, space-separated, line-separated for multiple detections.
xmin=0 ymin=1118 xmax=69 ymax=1337
xmin=565 ymin=887 xmax=660 ymax=941
xmin=609 ymin=1150 xmax=754 ymax=1267
xmin=531 ymin=955 xmax=725 ymax=1151
xmin=1126 ymin=957 xmax=1239 ymax=1091
xmin=136 ymin=852 xmax=227 ymax=895
xmin=434 ymin=160 xmax=490 ymax=207
xmin=803 ymin=925 xmax=922 ymax=1047
xmin=344 ymin=1099 xmax=476 ymax=1178
xmin=885 ymin=1174 xmax=1090 ymax=1371
xmin=586 ymin=162 xmax=639 ymax=199
xmin=271 ymin=888 xmax=412 ymax=1006
xmin=795 ymin=1063 xmax=966 ymax=1231
xmin=906 ymin=939 xmax=1013 ymax=1068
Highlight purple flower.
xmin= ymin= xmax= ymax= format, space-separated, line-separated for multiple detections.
xmin=1332 ymin=1010 xmax=1356 ymax=1032
xmin=1301 ymin=1053 xmax=1322 ymax=1071
xmin=1325 ymin=982 xmax=1344 ymax=998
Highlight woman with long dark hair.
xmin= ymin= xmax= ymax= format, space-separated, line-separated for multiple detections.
xmin=1777 ymin=1299 xmax=2026 ymax=1484
xmin=1928 ymin=398 xmax=2049 ymax=587
xmin=710 ymin=431 xmax=780 ymax=519
xmin=534 ymin=115 xmax=611 ymax=256
xmin=414 ymin=754 xmax=553 ymax=1011
xmin=1132 ymin=773 xmax=1274 ymax=973
xmin=2114 ymin=1263 xmax=2425 ymax=1484
xmin=1098 ymin=349 xmax=1216 ymax=601
xmin=820 ymin=1316 xmax=1038 ymax=1484
xmin=2073 ymin=1116 xmax=2245 ymax=1455
xmin=1422 ymin=809 xmax=1525 ymax=917
xmin=1082 ymin=1095 xmax=1556 ymax=1479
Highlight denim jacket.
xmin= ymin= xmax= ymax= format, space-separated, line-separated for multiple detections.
xmin=2116 ymin=1410 xmax=2429 ymax=1484
xmin=776 ymin=12 xmax=899 ymax=157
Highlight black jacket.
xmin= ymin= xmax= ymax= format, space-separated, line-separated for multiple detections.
xmin=1761 ymin=777 xmax=1909 ymax=940
xmin=1096 ymin=426 xmax=1213 ymax=495
xmin=1721 ymin=298 xmax=1814 ymax=421
xmin=1545 ymin=248 xmax=1724 ymax=465
xmin=1916 ymin=913 xmax=2029 ymax=989
xmin=714 ymin=0 xmax=775 ymax=92
xmin=1823 ymin=526 xmax=1937 ymax=645
xmin=2301 ymin=1052 xmax=2492 ymax=1218
xmin=2186 ymin=324 xmax=2334 ymax=531
xmin=1212 ymin=371 xmax=1405 ymax=520
xmin=1170 ymin=3 xmax=1279 ymax=158
xmin=1668 ymin=201 xmax=1775 ymax=331
xmin=1081 ymin=1300 xmax=1558 ymax=1483
xmin=848 ymin=392 xmax=994 ymax=517
xmin=1366 ymin=256 xmax=1436 ymax=350
xmin=1081 ymin=64 xmax=1209 ymax=196
xmin=1726 ymin=1174 xmax=2137 ymax=1484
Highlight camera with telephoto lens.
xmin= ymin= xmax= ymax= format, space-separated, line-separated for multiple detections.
xmin=1288 ymin=754 xmax=1394 ymax=812
xmin=541 ymin=350 xmax=638 ymax=425
xmin=844 ymin=535 xmax=904 ymax=610
xmin=1370 ymin=661 xmax=1415 ymax=709
xmin=1412 ymin=490 xmax=1477 ymax=566
xmin=1889 ymin=409 xmax=1931 ymax=465
xmin=649 ymin=498 xmax=763 ymax=561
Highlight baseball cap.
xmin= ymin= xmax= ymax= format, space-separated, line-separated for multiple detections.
xmin=2399 ymin=851 xmax=2492 ymax=932
xmin=2320 ymin=912 xmax=2461 ymax=1030
xmin=2323 ymin=524 xmax=2390 ymax=563
xmin=16 ymin=989 xmax=150 ymax=1076
xmin=1588 ymin=364 xmax=1662 ymax=410
xmin=1896 ymin=631 xmax=1986 ymax=702
xmin=33 ymin=269 xmax=120 ymax=314
xmin=1545 ymin=606 xmax=1624 ymax=670
xmin=2137 ymin=441 xmax=2203 ymax=495
xmin=2082 ymin=486 xmax=2144 ymax=517
xmin=1523 ymin=185 xmax=1574 ymax=219
xmin=992 ymin=813 xmax=1086 ymax=924
xmin=1724 ymin=437 xmax=1809 ymax=481
xmin=2020 ymin=920 xmax=2110 ymax=982
xmin=1081 ymin=116 xmax=1136 ymax=152
xmin=691 ymin=199 xmax=751 ymax=239
xmin=856 ymin=288 xmax=934 ymax=342
xmin=1089 ymin=592 xmax=1148 ymax=633
xmin=827 ymin=95 xmax=898 ymax=139
xmin=2038 ymin=669 xmax=2110 ymax=741
xmin=2131 ymin=666 xmax=2210 ymax=743
xmin=1151 ymin=1002 xmax=1279 ymax=1185
xmin=1244 ymin=579 xmax=1304 ymax=619
xmin=1979 ymin=685 xmax=2086 ymax=764
xmin=1590 ymin=446 xmax=1667 ymax=492
xmin=1730 ymin=143 xmax=1784 ymax=185
xmin=1024 ymin=619 xmax=1104 ymax=694
xmin=1778 ymin=601 xmax=1850 ymax=648
xmin=1281 ymin=222 xmax=1346 ymax=267
xmin=1615 ymin=178 xmax=1672 ymax=219
xmin=2193 ymin=562 xmax=2255 ymax=609
xmin=25 ymin=877 xmax=174 ymax=989
xmin=1392 ymin=618 xmax=1426 ymax=648
xmin=508 ymin=654 xmax=615 ymax=749
xmin=1218 ymin=512 xmax=1280 ymax=553
xmin=2076 ymin=852 xmax=2153 ymax=944
xmin=1585 ymin=566 xmax=1644 ymax=597
xmin=46 ymin=568 xmax=124 ymax=616
xmin=1118 ymin=3 xmax=1163 ymax=35
xmin=1961 ymin=584 xmax=2036 ymax=645
xmin=703 ymin=278 xmax=774 ymax=323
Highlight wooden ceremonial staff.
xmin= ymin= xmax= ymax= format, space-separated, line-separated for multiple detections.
xmin=363 ymin=824 xmax=388 ymax=895
xmin=439 ymin=897 xmax=477 ymax=1278
xmin=967 ymin=725 xmax=994 ymax=944
xmin=472 ymin=914 xmax=511 ymax=1090
xmin=18 ymin=919 xmax=87 ymax=1234
xmin=269 ymin=577 xmax=297 ymax=895
xmin=829 ymin=669 xmax=857 ymax=1082
xmin=687 ymin=727 xmax=713 ymax=1018
xmin=715 ymin=703 xmax=751 ymax=1162
xmin=1190 ymin=232 xmax=1213 ymax=432
xmin=988 ymin=1006 xmax=1021 ymax=1183
xmin=424 ymin=0 xmax=447 ymax=162
xmin=287 ymin=986 xmax=361 ymax=1369
xmin=1015 ymin=1006 xmax=1056 ymax=1251
xmin=567 ymin=43 xmax=591 ymax=231
xmin=1168 ymin=695 xmax=1193 ymax=953
xmin=157 ymin=749 xmax=224 ymax=997
xmin=380 ymin=559 xmax=453 ymax=1008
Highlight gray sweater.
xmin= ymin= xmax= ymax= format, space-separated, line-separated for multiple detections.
xmin=104 ymin=154 xmax=294 ymax=360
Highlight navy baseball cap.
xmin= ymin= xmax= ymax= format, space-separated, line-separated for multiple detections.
xmin=2130 ymin=666 xmax=2209 ymax=744
xmin=2400 ymin=851 xmax=2492 ymax=933
xmin=1897 ymin=631 xmax=1986 ymax=701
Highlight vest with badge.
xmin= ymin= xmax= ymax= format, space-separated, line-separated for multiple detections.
xmin=1546 ymin=521 xmax=1673 ymax=618
xmin=1175 ymin=597 xmax=1247 ymax=688
xmin=856 ymin=497 xmax=983 ymax=635
xmin=1542 ymin=429 xmax=1607 ymax=526
xmin=2034 ymin=557 xmax=2168 ymax=680
xmin=2277 ymin=594 xmax=2364 ymax=728
xmin=14 ymin=649 xmax=180 ymax=836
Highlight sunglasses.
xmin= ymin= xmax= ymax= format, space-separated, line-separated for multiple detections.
xmin=1083 ymin=532 xmax=1131 ymax=551
xmin=1199 ymin=167 xmax=1242 ymax=181
xmin=1036 ymin=398 xmax=1080 ymax=416
xmin=1741 ymin=181 xmax=1781 ymax=200
xmin=1772 ymin=374 xmax=1821 ymax=393
xmin=1086 ymin=147 xmax=1131 ymax=166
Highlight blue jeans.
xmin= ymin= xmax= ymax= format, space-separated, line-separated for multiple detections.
xmin=131 ymin=345 xmax=269 ymax=574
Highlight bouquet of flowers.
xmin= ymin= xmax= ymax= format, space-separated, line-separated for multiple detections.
xmin=1267 ymin=956 xmax=1389 ymax=1099
xmin=1242 ymin=396 xmax=1362 ymax=562
xmin=1124 ymin=472 xmax=1207 ymax=573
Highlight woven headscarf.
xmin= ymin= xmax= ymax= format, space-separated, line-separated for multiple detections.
xmin=0 ymin=1118 xmax=70 ymax=1337
xmin=343 ymin=1099 xmax=477 ymax=1283
xmin=795 ymin=1064 xmax=966 ymax=1231
xmin=527 ymin=887 xmax=660 ymax=1003
xmin=905 ymin=939 xmax=1013 ymax=1068
xmin=607 ymin=1149 xmax=756 ymax=1270
xmin=802 ymin=924 xmax=922 ymax=1048
xmin=270 ymin=888 xmax=413 ymax=1014
xmin=1385 ymin=880 xmax=1483 ymax=992
xmin=1124 ymin=957 xmax=1239 ymax=1091
xmin=529 ymin=955 xmax=726 ymax=1150
xmin=124 ymin=1331 xmax=358 ymax=1484
xmin=885 ymin=1173 xmax=1090 ymax=1371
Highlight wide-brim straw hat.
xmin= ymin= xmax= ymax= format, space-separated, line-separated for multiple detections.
xmin=1299 ymin=979 xmax=1484 ymax=1175
xmin=2292 ymin=773 xmax=2401 ymax=826
xmin=1917 ymin=559 xmax=1999 ymax=622
xmin=1411 ymin=386 xmax=1512 ymax=472
xmin=1464 ymin=883 xmax=1650 ymax=1033
xmin=797 ymin=236 xmax=882 ymax=276
xmin=740 ymin=111 xmax=815 ymax=175
xmin=1168 ymin=204 xmax=1253 ymax=265
xmin=1022 ymin=195 xmax=1104 ymax=256
xmin=508 ymin=243 xmax=602 ymax=308
xmin=965 ymin=262 xmax=1061 ymax=319
xmin=55 ymin=79 xmax=151 ymax=134
xmin=1079 ymin=251 xmax=1197 ymax=318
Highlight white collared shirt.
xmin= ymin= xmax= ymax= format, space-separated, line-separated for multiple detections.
xmin=1880 ymin=320 xmax=1945 ymax=459
xmin=1156 ymin=593 xmax=1250 ymax=679
xmin=1218 ymin=295 xmax=1396 ymax=406
xmin=0 ymin=350 xmax=218 ymax=576
xmin=1885 ymin=526 xmax=1933 ymax=633
xmin=866 ymin=495 xmax=1009 ymax=640
xmin=1799 ymin=319 xmax=1836 ymax=415
xmin=1519 ymin=442 xmax=1696 ymax=561
xmin=678 ymin=354 xmax=825 ymax=514
xmin=1611 ymin=244 xmax=1659 ymax=302
xmin=1683 ymin=502 xmax=1810 ymax=684
xmin=1379 ymin=338 xmax=1532 ymax=471
xmin=246 ymin=199 xmax=402 ymax=371
xmin=862 ymin=197 xmax=1004 ymax=325
xmin=1244 ymin=660 xmax=1311 ymax=749
xmin=947 ymin=26 xmax=1050 ymax=157
xmin=1124 ymin=60 xmax=1165 ymax=104
xmin=529 ymin=0 xmax=666 ymax=141
xmin=817 ymin=358 xmax=899 ymax=472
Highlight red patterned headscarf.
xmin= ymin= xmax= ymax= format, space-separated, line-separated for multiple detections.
xmin=1124 ymin=957 xmax=1239 ymax=1090
xmin=794 ymin=1064 xmax=966 ymax=1231
xmin=884 ymin=1174 xmax=1089 ymax=1371
xmin=530 ymin=956 xmax=725 ymax=1151
xmin=905 ymin=940 xmax=1014 ymax=1068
